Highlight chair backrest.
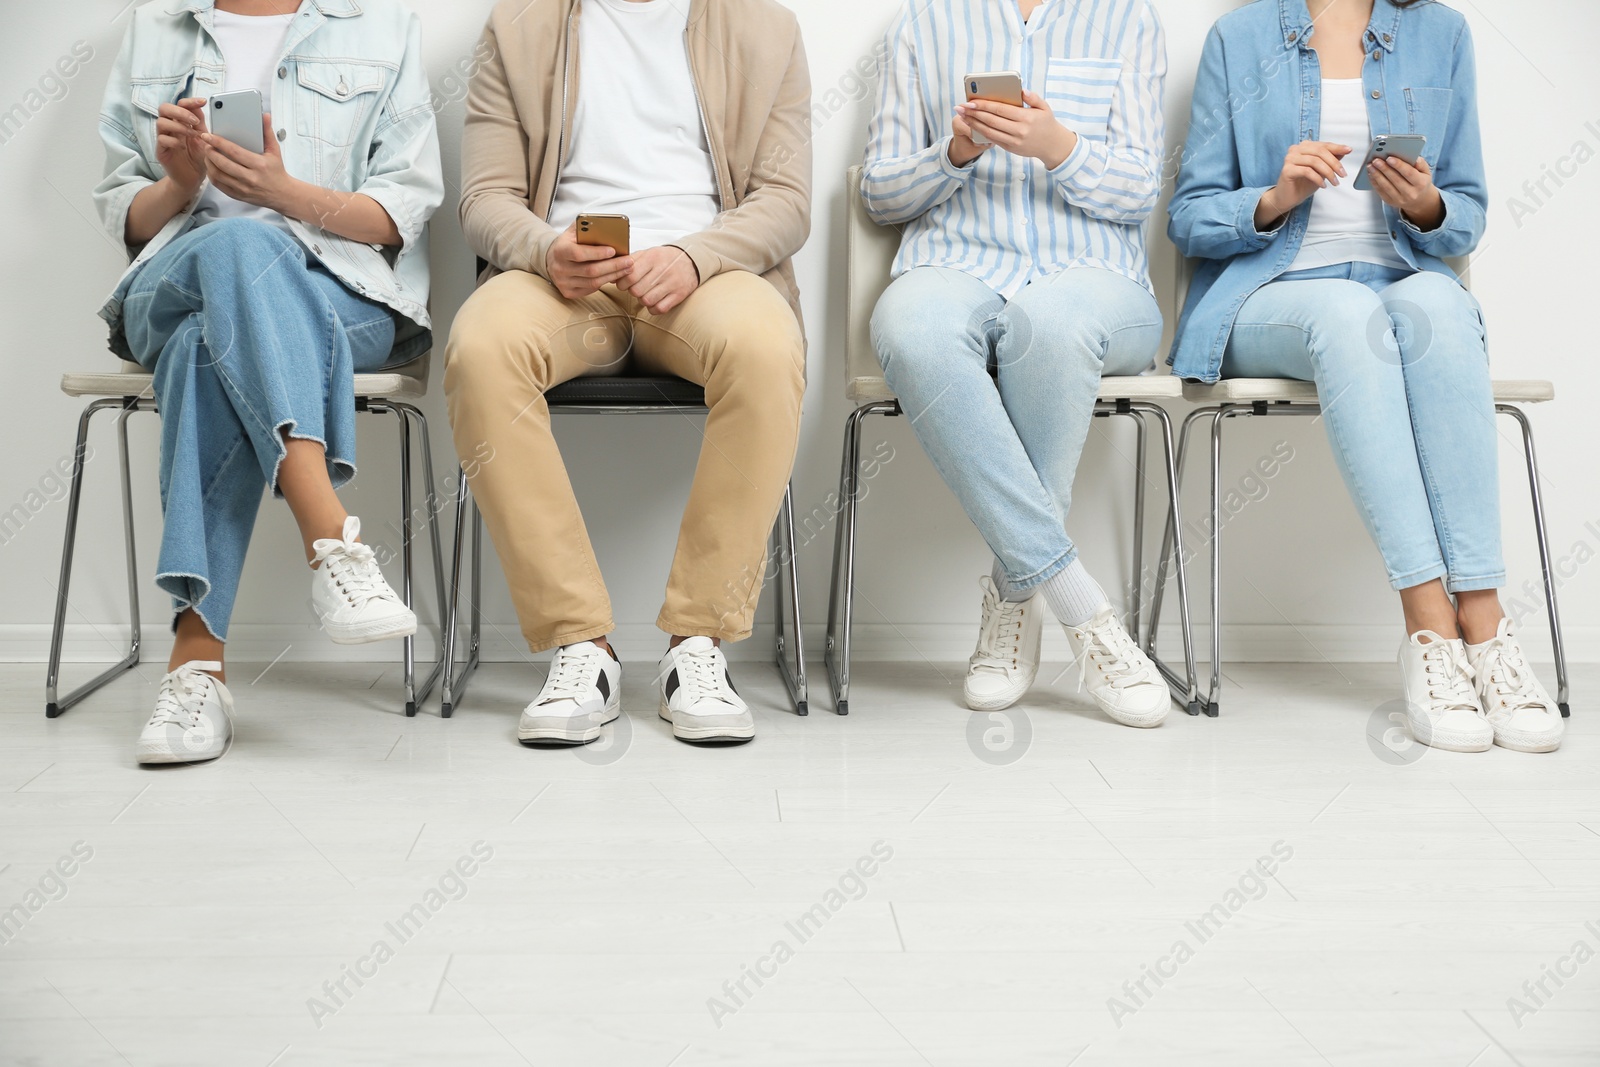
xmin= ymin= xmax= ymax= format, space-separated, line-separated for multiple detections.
xmin=845 ymin=165 xmax=902 ymax=405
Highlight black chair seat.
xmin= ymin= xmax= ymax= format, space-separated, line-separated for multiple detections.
xmin=545 ymin=375 xmax=706 ymax=408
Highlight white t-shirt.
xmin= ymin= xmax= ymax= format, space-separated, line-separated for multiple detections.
xmin=1288 ymin=79 xmax=1410 ymax=273
xmin=193 ymin=10 xmax=297 ymax=234
xmin=548 ymin=0 xmax=721 ymax=253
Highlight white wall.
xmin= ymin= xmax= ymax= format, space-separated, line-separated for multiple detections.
xmin=2 ymin=0 xmax=1596 ymax=671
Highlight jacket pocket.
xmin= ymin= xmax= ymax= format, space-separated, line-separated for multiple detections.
xmin=1043 ymin=58 xmax=1122 ymax=141
xmin=1402 ymin=87 xmax=1453 ymax=167
xmin=295 ymin=61 xmax=389 ymax=148
xmin=130 ymin=75 xmax=189 ymax=157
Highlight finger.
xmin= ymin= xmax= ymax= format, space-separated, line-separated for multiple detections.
xmin=158 ymin=103 xmax=205 ymax=130
xmin=1292 ymin=156 xmax=1339 ymax=186
xmin=582 ymin=256 xmax=633 ymax=280
xmin=567 ymin=241 xmax=620 ymax=263
xmin=201 ymin=132 xmax=258 ymax=165
xmin=261 ymin=113 xmax=282 ymax=158
xmin=1020 ymin=89 xmax=1051 ymax=114
xmin=1379 ymin=156 xmax=1426 ymax=188
xmin=1311 ymin=146 xmax=1349 ymax=176
xmin=964 ymin=113 xmax=1017 ymax=143
xmin=204 ymin=147 xmax=252 ymax=183
xmin=1366 ymin=166 xmax=1403 ymax=205
xmin=1297 ymin=147 xmax=1346 ymax=178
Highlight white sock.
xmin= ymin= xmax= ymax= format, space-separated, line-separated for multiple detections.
xmin=990 ymin=559 xmax=1030 ymax=603
xmin=1038 ymin=558 xmax=1109 ymax=626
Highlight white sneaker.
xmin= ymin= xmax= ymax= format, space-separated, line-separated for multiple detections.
xmin=658 ymin=637 xmax=754 ymax=743
xmin=1399 ymin=632 xmax=1492 ymax=752
xmin=1468 ymin=620 xmax=1563 ymax=753
xmin=965 ymin=576 xmax=1043 ymax=712
xmin=1064 ymin=605 xmax=1169 ymax=728
xmin=311 ymin=516 xmax=417 ymax=644
xmin=137 ymin=661 xmax=233 ymax=764
xmin=519 ymin=641 xmax=622 ymax=745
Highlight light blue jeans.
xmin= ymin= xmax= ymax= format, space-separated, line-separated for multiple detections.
xmin=1224 ymin=262 xmax=1504 ymax=592
xmin=872 ymin=266 xmax=1163 ymax=592
xmin=118 ymin=219 xmax=398 ymax=640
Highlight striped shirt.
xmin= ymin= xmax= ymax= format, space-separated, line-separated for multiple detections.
xmin=862 ymin=0 xmax=1167 ymax=299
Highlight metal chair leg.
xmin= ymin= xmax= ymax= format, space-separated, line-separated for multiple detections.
xmin=771 ymin=484 xmax=808 ymax=716
xmin=826 ymin=403 xmax=892 ymax=715
xmin=397 ymin=404 xmax=446 ymax=712
xmin=45 ymin=398 xmax=151 ymax=718
xmin=394 ymin=407 xmax=420 ymax=717
xmin=441 ymin=472 xmax=483 ymax=718
xmin=1133 ymin=403 xmax=1200 ymax=715
xmin=1127 ymin=408 xmax=1148 ymax=640
xmin=1202 ymin=407 xmax=1231 ymax=717
xmin=1499 ymin=405 xmax=1571 ymax=717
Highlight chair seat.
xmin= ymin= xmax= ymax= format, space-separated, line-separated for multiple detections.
xmin=847 ymin=373 xmax=1184 ymax=409
xmin=1184 ymin=378 xmax=1555 ymax=406
xmin=62 ymin=359 xmax=431 ymax=402
xmin=546 ymin=375 xmax=707 ymax=409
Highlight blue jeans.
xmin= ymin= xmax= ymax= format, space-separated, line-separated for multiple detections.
xmin=872 ymin=266 xmax=1163 ymax=592
xmin=119 ymin=219 xmax=398 ymax=640
xmin=1224 ymin=262 xmax=1504 ymax=592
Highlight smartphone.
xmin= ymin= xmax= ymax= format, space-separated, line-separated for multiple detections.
xmin=576 ymin=213 xmax=630 ymax=257
xmin=1352 ymin=134 xmax=1427 ymax=191
xmin=210 ymin=89 xmax=265 ymax=155
xmin=964 ymin=71 xmax=1024 ymax=146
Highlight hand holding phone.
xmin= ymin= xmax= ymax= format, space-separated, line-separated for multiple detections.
xmin=209 ymin=89 xmax=266 ymax=154
xmin=547 ymin=218 xmax=634 ymax=301
xmin=961 ymin=71 xmax=1024 ymax=146
xmin=1352 ymin=135 xmax=1427 ymax=191
xmin=576 ymin=213 xmax=630 ymax=257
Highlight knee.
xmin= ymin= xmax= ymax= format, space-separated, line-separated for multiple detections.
xmin=705 ymin=308 xmax=805 ymax=409
xmin=445 ymin=279 xmax=551 ymax=399
xmin=871 ymin=275 xmax=984 ymax=378
xmin=195 ymin=218 xmax=298 ymax=266
xmin=1385 ymin=272 xmax=1484 ymax=352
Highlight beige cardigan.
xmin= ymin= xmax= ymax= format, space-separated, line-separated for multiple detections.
xmin=459 ymin=0 xmax=813 ymax=327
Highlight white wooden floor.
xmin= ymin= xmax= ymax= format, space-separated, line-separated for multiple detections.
xmin=0 ymin=657 xmax=1594 ymax=1066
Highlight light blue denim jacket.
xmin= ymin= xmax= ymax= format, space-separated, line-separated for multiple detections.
xmin=1166 ymin=0 xmax=1487 ymax=382
xmin=94 ymin=0 xmax=443 ymax=362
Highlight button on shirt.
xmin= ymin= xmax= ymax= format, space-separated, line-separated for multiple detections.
xmin=861 ymin=0 xmax=1167 ymax=299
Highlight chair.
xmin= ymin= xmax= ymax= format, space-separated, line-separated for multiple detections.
xmin=825 ymin=165 xmax=1200 ymax=716
xmin=437 ymin=267 xmax=809 ymax=718
xmin=1147 ymin=258 xmax=1571 ymax=719
xmin=46 ymin=355 xmax=449 ymax=718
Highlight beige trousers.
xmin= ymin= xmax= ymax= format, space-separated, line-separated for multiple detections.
xmin=443 ymin=269 xmax=805 ymax=653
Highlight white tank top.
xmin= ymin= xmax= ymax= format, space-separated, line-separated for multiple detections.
xmin=1287 ymin=79 xmax=1410 ymax=273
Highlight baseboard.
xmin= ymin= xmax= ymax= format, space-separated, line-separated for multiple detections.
xmin=6 ymin=621 xmax=1592 ymax=665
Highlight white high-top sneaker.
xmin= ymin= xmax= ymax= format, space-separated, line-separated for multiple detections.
xmin=1063 ymin=605 xmax=1169 ymax=728
xmin=658 ymin=637 xmax=754 ymax=744
xmin=1468 ymin=620 xmax=1563 ymax=753
xmin=311 ymin=517 xmax=417 ymax=645
xmin=136 ymin=661 xmax=233 ymax=764
xmin=965 ymin=576 xmax=1043 ymax=712
xmin=519 ymin=641 xmax=622 ymax=745
xmin=1399 ymin=632 xmax=1492 ymax=752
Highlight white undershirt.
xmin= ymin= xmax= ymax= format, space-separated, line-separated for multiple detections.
xmin=1288 ymin=79 xmax=1410 ymax=272
xmin=548 ymin=0 xmax=721 ymax=253
xmin=193 ymin=10 xmax=297 ymax=234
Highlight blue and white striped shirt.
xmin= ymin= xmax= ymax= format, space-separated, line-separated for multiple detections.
xmin=862 ymin=0 xmax=1167 ymax=299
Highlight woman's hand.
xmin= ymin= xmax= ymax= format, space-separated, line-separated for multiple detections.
xmin=201 ymin=114 xmax=298 ymax=213
xmin=954 ymin=91 xmax=1078 ymax=169
xmin=1368 ymin=155 xmax=1445 ymax=231
xmin=155 ymin=98 xmax=209 ymax=196
xmin=948 ymin=110 xmax=992 ymax=168
xmin=1256 ymin=141 xmax=1353 ymax=230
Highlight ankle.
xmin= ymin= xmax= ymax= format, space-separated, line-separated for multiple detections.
xmin=669 ymin=635 xmax=720 ymax=649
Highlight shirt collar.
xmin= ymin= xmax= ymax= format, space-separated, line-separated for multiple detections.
xmin=1280 ymin=0 xmax=1402 ymax=54
xmin=164 ymin=0 xmax=362 ymax=18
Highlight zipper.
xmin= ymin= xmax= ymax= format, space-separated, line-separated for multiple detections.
xmin=683 ymin=28 xmax=727 ymax=212
xmin=546 ymin=6 xmax=577 ymax=221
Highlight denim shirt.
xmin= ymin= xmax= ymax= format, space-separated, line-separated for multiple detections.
xmin=94 ymin=0 xmax=443 ymax=362
xmin=1166 ymin=0 xmax=1487 ymax=382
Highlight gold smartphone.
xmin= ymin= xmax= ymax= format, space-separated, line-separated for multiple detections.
xmin=964 ymin=71 xmax=1024 ymax=145
xmin=576 ymin=213 xmax=630 ymax=257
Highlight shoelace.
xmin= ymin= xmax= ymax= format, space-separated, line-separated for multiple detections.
xmin=657 ymin=644 xmax=726 ymax=702
xmin=313 ymin=529 xmax=388 ymax=608
xmin=971 ymin=577 xmax=1027 ymax=674
xmin=1420 ymin=640 xmax=1479 ymax=710
xmin=1073 ymin=615 xmax=1147 ymax=694
xmin=1474 ymin=634 xmax=1538 ymax=712
xmin=147 ymin=662 xmax=234 ymax=758
xmin=539 ymin=645 xmax=605 ymax=703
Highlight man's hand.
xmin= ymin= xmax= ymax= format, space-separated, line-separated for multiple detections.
xmin=202 ymin=114 xmax=298 ymax=212
xmin=546 ymin=223 xmax=635 ymax=300
xmin=1256 ymin=140 xmax=1353 ymax=229
xmin=948 ymin=110 xmax=992 ymax=168
xmin=155 ymin=97 xmax=209 ymax=196
xmin=954 ymin=91 xmax=1077 ymax=169
xmin=619 ymin=245 xmax=700 ymax=316
xmin=1368 ymin=155 xmax=1445 ymax=232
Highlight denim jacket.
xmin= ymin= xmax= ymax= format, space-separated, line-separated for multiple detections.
xmin=94 ymin=0 xmax=443 ymax=362
xmin=1166 ymin=0 xmax=1486 ymax=382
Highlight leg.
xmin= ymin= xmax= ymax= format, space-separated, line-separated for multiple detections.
xmin=872 ymin=267 xmax=1077 ymax=588
xmin=1499 ymin=406 xmax=1570 ymax=716
xmin=443 ymin=270 xmax=629 ymax=653
xmin=626 ymin=271 xmax=806 ymax=643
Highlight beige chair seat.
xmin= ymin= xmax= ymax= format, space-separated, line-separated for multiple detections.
xmin=1182 ymin=377 xmax=1555 ymax=405
xmin=61 ymin=359 xmax=430 ymax=401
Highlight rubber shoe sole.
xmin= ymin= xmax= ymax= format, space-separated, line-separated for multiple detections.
xmin=659 ymin=698 xmax=755 ymax=744
xmin=519 ymin=693 xmax=620 ymax=746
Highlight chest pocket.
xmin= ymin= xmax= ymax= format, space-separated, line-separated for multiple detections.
xmin=295 ymin=61 xmax=388 ymax=149
xmin=130 ymin=75 xmax=189 ymax=159
xmin=1402 ymin=87 xmax=1453 ymax=167
xmin=1043 ymin=57 xmax=1123 ymax=142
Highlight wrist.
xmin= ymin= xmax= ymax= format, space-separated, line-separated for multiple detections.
xmin=1042 ymin=126 xmax=1077 ymax=169
xmin=165 ymin=174 xmax=202 ymax=204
